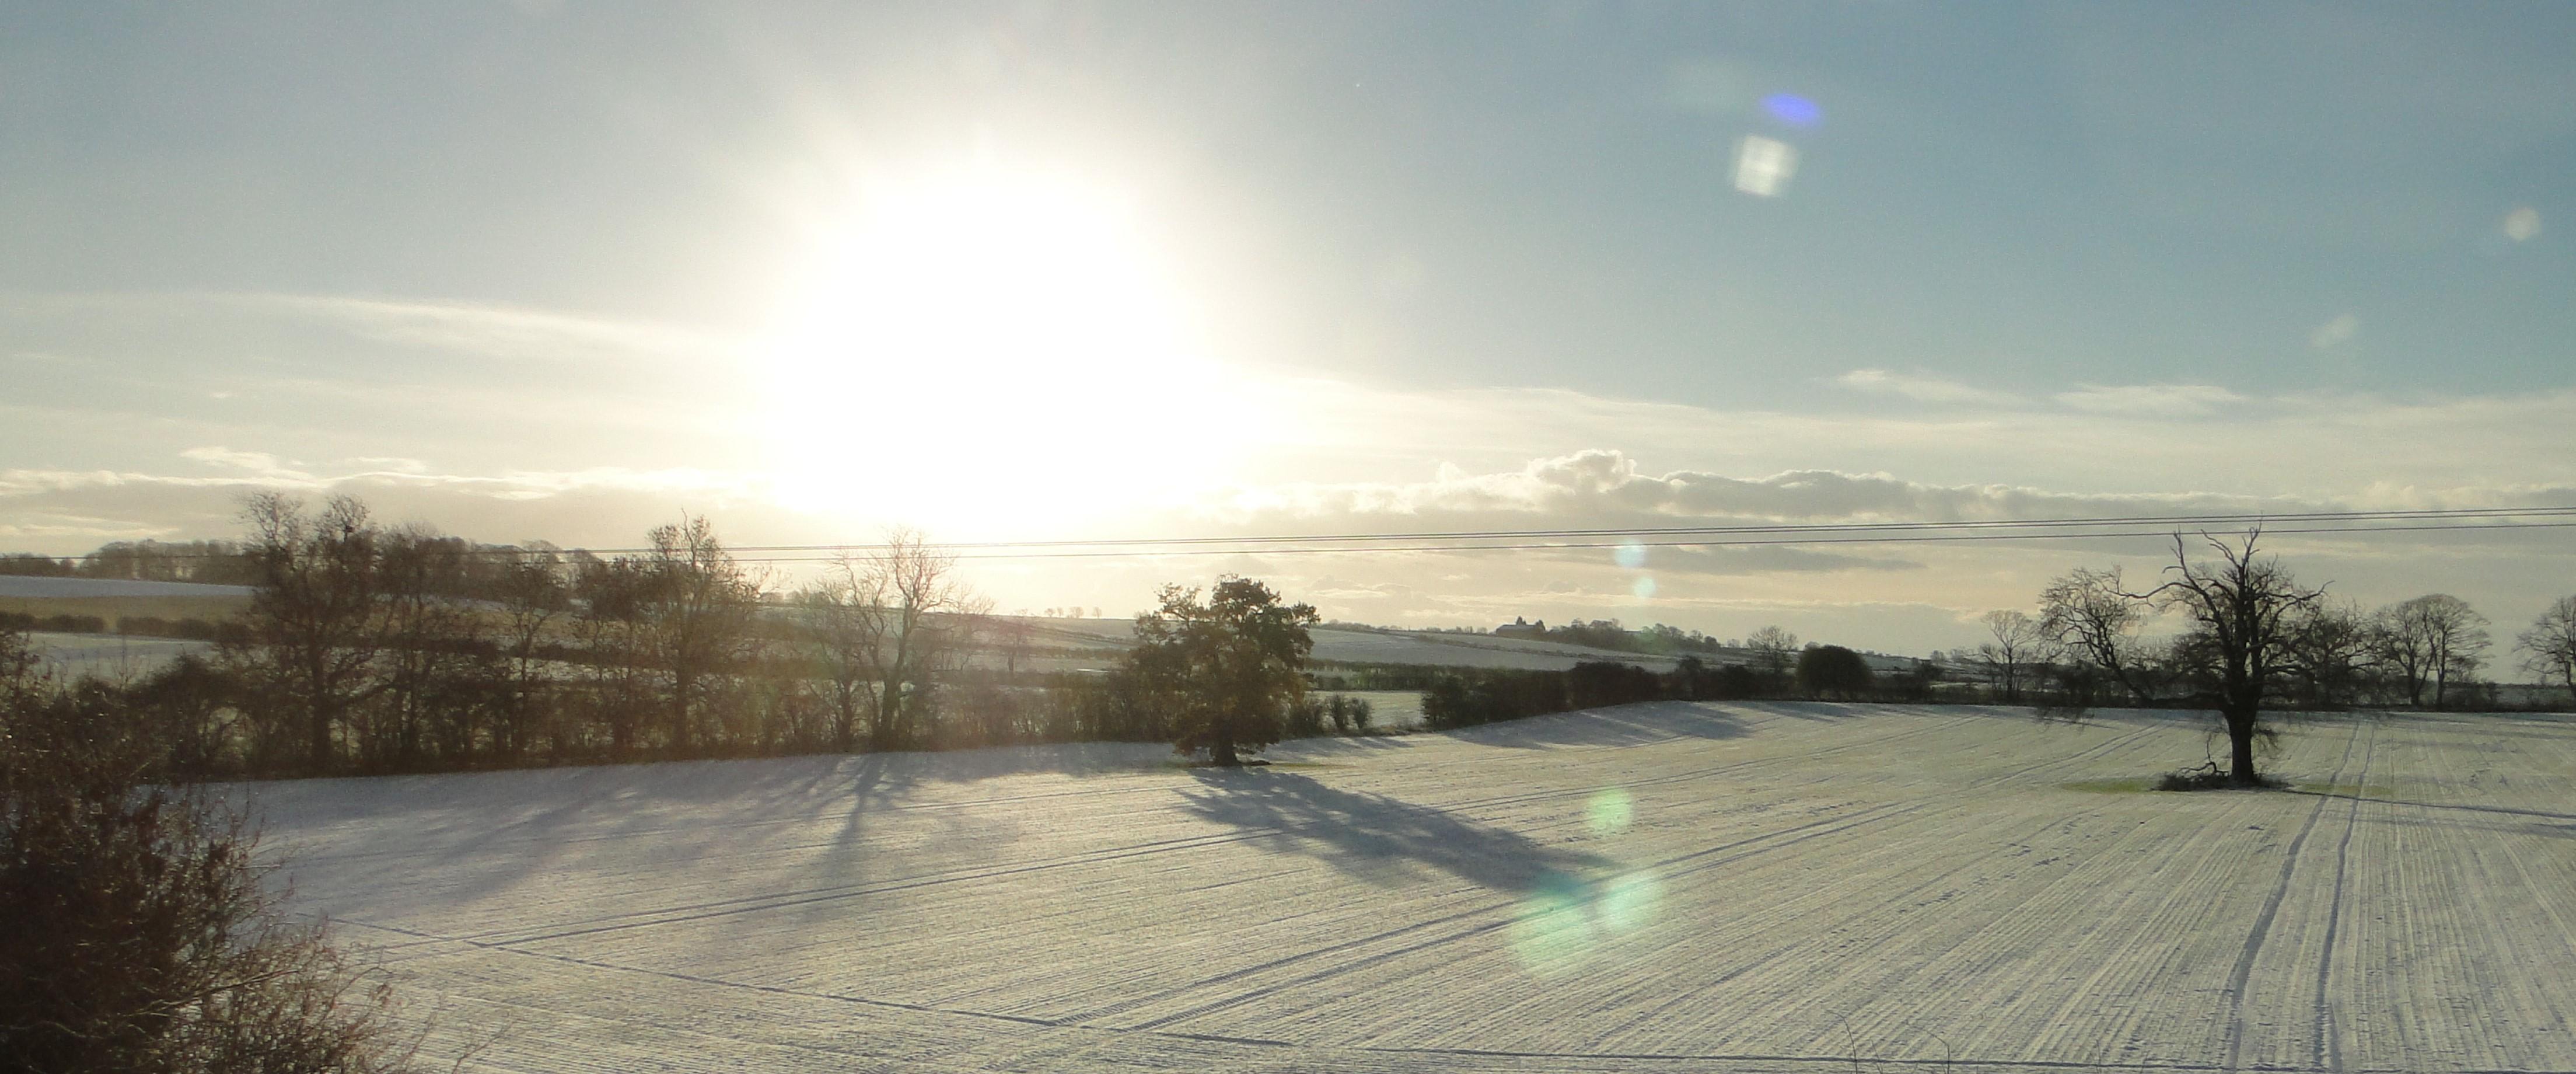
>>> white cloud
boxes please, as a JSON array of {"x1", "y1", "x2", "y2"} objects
[
  {"x1": 179, "y1": 447, "x2": 311, "y2": 481},
  {"x1": 2051, "y1": 383, "x2": 2245, "y2": 416},
  {"x1": 1836, "y1": 368, "x2": 2025, "y2": 406},
  {"x1": 347, "y1": 456, "x2": 429, "y2": 474},
  {"x1": 2309, "y1": 313, "x2": 2360, "y2": 350},
  {"x1": 0, "y1": 291, "x2": 733, "y2": 368}
]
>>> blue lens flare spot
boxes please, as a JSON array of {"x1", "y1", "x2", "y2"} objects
[{"x1": 1762, "y1": 92, "x2": 1822, "y2": 128}]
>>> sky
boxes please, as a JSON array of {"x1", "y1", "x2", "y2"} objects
[{"x1": 6, "y1": 1, "x2": 2575, "y2": 658}]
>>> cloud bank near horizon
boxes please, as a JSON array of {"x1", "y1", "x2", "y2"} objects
[{"x1": 6, "y1": 291, "x2": 2574, "y2": 654}]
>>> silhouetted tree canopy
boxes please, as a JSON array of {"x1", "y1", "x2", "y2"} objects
[
  {"x1": 1795, "y1": 644, "x2": 1874, "y2": 699},
  {"x1": 1130, "y1": 576, "x2": 1317, "y2": 766}
]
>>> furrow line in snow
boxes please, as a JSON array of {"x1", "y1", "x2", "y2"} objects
[
  {"x1": 1062, "y1": 797, "x2": 1925, "y2": 1027},
  {"x1": 438, "y1": 710, "x2": 1983, "y2": 946},
  {"x1": 289, "y1": 704, "x2": 1851, "y2": 869},
  {"x1": 2312, "y1": 717, "x2": 2380, "y2": 1072},
  {"x1": 1065, "y1": 719, "x2": 2135, "y2": 1033},
  {"x1": 2222, "y1": 718, "x2": 2366, "y2": 1072},
  {"x1": 1116, "y1": 800, "x2": 1935, "y2": 1033},
  {"x1": 1033, "y1": 718, "x2": 2155, "y2": 1034}
]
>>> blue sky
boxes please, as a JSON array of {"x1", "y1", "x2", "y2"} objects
[{"x1": 6, "y1": 2, "x2": 2574, "y2": 653}]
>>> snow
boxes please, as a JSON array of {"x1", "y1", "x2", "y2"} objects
[
  {"x1": 246, "y1": 702, "x2": 2576, "y2": 1072},
  {"x1": 0, "y1": 575, "x2": 254, "y2": 598},
  {"x1": 25, "y1": 631, "x2": 210, "y2": 678}
]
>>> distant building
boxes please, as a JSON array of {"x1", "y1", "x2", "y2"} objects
[{"x1": 1494, "y1": 615, "x2": 1544, "y2": 639}]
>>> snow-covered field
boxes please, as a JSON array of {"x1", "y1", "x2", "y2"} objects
[
  {"x1": 0, "y1": 575, "x2": 255, "y2": 598},
  {"x1": 25, "y1": 630, "x2": 209, "y2": 678},
  {"x1": 250, "y1": 703, "x2": 2576, "y2": 1073}
]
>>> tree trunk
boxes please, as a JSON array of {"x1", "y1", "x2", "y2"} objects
[
  {"x1": 672, "y1": 667, "x2": 694, "y2": 754},
  {"x1": 307, "y1": 652, "x2": 334, "y2": 771},
  {"x1": 873, "y1": 677, "x2": 900, "y2": 750},
  {"x1": 1208, "y1": 725, "x2": 1240, "y2": 767},
  {"x1": 309, "y1": 701, "x2": 334, "y2": 772},
  {"x1": 2225, "y1": 706, "x2": 2261, "y2": 786}
]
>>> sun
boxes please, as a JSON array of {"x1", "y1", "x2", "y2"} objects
[{"x1": 760, "y1": 166, "x2": 1243, "y2": 531}]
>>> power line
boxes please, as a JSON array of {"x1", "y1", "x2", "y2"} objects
[
  {"x1": 715, "y1": 518, "x2": 2576, "y2": 563},
  {"x1": 50, "y1": 505, "x2": 2576, "y2": 561}
]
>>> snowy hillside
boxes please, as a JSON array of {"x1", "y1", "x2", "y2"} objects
[{"x1": 246, "y1": 702, "x2": 2576, "y2": 1072}]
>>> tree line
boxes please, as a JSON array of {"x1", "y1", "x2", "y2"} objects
[
  {"x1": 1, "y1": 540, "x2": 261, "y2": 584},
  {"x1": 1969, "y1": 529, "x2": 2576, "y2": 786},
  {"x1": 12, "y1": 493, "x2": 1392, "y2": 779},
  {"x1": 1975, "y1": 552, "x2": 2572, "y2": 715}
]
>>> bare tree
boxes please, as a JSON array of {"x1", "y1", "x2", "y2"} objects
[
  {"x1": 641, "y1": 515, "x2": 763, "y2": 755},
  {"x1": 571, "y1": 554, "x2": 656, "y2": 757},
  {"x1": 491, "y1": 542, "x2": 570, "y2": 761},
  {"x1": 2519, "y1": 595, "x2": 2576, "y2": 704},
  {"x1": 2037, "y1": 566, "x2": 2153, "y2": 705},
  {"x1": 2375, "y1": 594, "x2": 2491, "y2": 708},
  {"x1": 1745, "y1": 625, "x2": 1799, "y2": 678},
  {"x1": 225, "y1": 493, "x2": 390, "y2": 772},
  {"x1": 370, "y1": 524, "x2": 491, "y2": 769},
  {"x1": 1974, "y1": 609, "x2": 2047, "y2": 704},
  {"x1": 2142, "y1": 529, "x2": 2325, "y2": 786},
  {"x1": 2281, "y1": 599, "x2": 2374, "y2": 709},
  {"x1": 796, "y1": 584, "x2": 877, "y2": 754},
  {"x1": 809, "y1": 528, "x2": 987, "y2": 751}
]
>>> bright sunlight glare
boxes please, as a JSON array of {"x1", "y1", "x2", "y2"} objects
[{"x1": 761, "y1": 166, "x2": 1252, "y2": 531}]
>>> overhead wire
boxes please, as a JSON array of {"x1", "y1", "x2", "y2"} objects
[{"x1": 57, "y1": 505, "x2": 2576, "y2": 562}]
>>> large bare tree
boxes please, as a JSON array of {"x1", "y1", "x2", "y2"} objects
[
  {"x1": 571, "y1": 553, "x2": 657, "y2": 757},
  {"x1": 1974, "y1": 609, "x2": 2047, "y2": 704},
  {"x1": 2280, "y1": 599, "x2": 2374, "y2": 709},
  {"x1": 226, "y1": 493, "x2": 390, "y2": 772},
  {"x1": 491, "y1": 542, "x2": 570, "y2": 761},
  {"x1": 807, "y1": 528, "x2": 987, "y2": 751},
  {"x1": 2519, "y1": 595, "x2": 2576, "y2": 705},
  {"x1": 2375, "y1": 594, "x2": 2491, "y2": 708},
  {"x1": 2037, "y1": 566, "x2": 2152, "y2": 705},
  {"x1": 2142, "y1": 529, "x2": 2325, "y2": 786},
  {"x1": 641, "y1": 515, "x2": 763, "y2": 755}
]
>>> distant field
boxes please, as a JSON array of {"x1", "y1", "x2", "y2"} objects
[
  {"x1": 0, "y1": 574, "x2": 253, "y2": 632},
  {"x1": 0, "y1": 576, "x2": 256, "y2": 599},
  {"x1": 249, "y1": 703, "x2": 2576, "y2": 1073},
  {"x1": 26, "y1": 631, "x2": 214, "y2": 678}
]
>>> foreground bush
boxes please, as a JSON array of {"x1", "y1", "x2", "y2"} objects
[{"x1": 0, "y1": 636, "x2": 416, "y2": 1074}]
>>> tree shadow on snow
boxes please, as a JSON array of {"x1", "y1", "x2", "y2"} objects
[
  {"x1": 1175, "y1": 770, "x2": 1612, "y2": 894},
  {"x1": 1443, "y1": 700, "x2": 1770, "y2": 750}
]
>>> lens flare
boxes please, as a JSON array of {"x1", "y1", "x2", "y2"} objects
[
  {"x1": 1734, "y1": 135, "x2": 1798, "y2": 197},
  {"x1": 1588, "y1": 787, "x2": 1634, "y2": 834},
  {"x1": 1762, "y1": 93, "x2": 1822, "y2": 128},
  {"x1": 1511, "y1": 869, "x2": 1663, "y2": 976}
]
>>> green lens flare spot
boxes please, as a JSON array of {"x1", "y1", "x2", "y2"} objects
[{"x1": 1588, "y1": 787, "x2": 1634, "y2": 835}]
